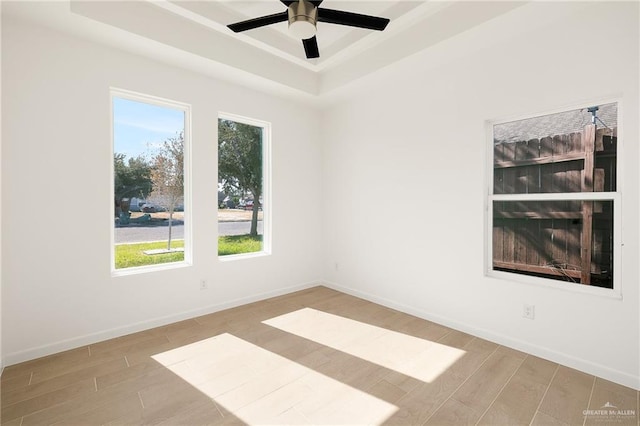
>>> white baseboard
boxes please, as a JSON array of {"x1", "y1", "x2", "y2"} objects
[
  {"x1": 321, "y1": 281, "x2": 640, "y2": 391},
  {"x1": 4, "y1": 280, "x2": 321, "y2": 367},
  {"x1": 6, "y1": 279, "x2": 638, "y2": 391}
]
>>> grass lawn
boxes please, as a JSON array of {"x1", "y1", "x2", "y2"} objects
[
  {"x1": 115, "y1": 235, "x2": 262, "y2": 269},
  {"x1": 115, "y1": 240, "x2": 185, "y2": 269},
  {"x1": 218, "y1": 234, "x2": 263, "y2": 257}
]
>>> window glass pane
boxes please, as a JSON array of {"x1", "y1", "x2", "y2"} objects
[
  {"x1": 492, "y1": 200, "x2": 613, "y2": 289},
  {"x1": 218, "y1": 118, "x2": 265, "y2": 257},
  {"x1": 113, "y1": 96, "x2": 187, "y2": 270},
  {"x1": 493, "y1": 103, "x2": 617, "y2": 194}
]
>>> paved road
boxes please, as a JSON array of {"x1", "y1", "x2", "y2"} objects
[
  {"x1": 219, "y1": 221, "x2": 263, "y2": 237},
  {"x1": 115, "y1": 221, "x2": 263, "y2": 244}
]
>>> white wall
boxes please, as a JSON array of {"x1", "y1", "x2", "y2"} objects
[
  {"x1": 1, "y1": 16, "x2": 323, "y2": 364},
  {"x1": 2, "y1": 1, "x2": 639, "y2": 392},
  {"x1": 0, "y1": 3, "x2": 3, "y2": 373},
  {"x1": 321, "y1": 2, "x2": 640, "y2": 389}
]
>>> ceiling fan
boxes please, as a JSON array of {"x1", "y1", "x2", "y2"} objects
[{"x1": 227, "y1": 0, "x2": 390, "y2": 59}]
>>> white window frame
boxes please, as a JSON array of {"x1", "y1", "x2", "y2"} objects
[
  {"x1": 217, "y1": 112, "x2": 272, "y2": 261},
  {"x1": 110, "y1": 88, "x2": 192, "y2": 276},
  {"x1": 485, "y1": 99, "x2": 622, "y2": 298}
]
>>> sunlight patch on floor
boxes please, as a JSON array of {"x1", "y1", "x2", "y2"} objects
[
  {"x1": 263, "y1": 308, "x2": 466, "y2": 383},
  {"x1": 152, "y1": 333, "x2": 398, "y2": 425}
]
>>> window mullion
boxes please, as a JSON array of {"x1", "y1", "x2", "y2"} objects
[{"x1": 491, "y1": 192, "x2": 618, "y2": 202}]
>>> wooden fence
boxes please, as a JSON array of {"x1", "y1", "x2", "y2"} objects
[{"x1": 493, "y1": 124, "x2": 616, "y2": 288}]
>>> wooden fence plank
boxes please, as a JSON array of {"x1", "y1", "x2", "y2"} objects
[
  {"x1": 515, "y1": 141, "x2": 528, "y2": 197},
  {"x1": 493, "y1": 219, "x2": 504, "y2": 263},
  {"x1": 494, "y1": 151, "x2": 584, "y2": 169},
  {"x1": 503, "y1": 222, "x2": 515, "y2": 264},
  {"x1": 567, "y1": 219, "x2": 582, "y2": 271},
  {"x1": 592, "y1": 225, "x2": 602, "y2": 274},
  {"x1": 552, "y1": 219, "x2": 568, "y2": 267},
  {"x1": 541, "y1": 219, "x2": 554, "y2": 266},
  {"x1": 568, "y1": 132, "x2": 584, "y2": 210},
  {"x1": 503, "y1": 141, "x2": 516, "y2": 194},
  {"x1": 493, "y1": 143, "x2": 504, "y2": 194},
  {"x1": 540, "y1": 136, "x2": 553, "y2": 157},
  {"x1": 595, "y1": 127, "x2": 605, "y2": 152},
  {"x1": 527, "y1": 139, "x2": 541, "y2": 194},
  {"x1": 526, "y1": 219, "x2": 540, "y2": 266},
  {"x1": 552, "y1": 135, "x2": 568, "y2": 193},
  {"x1": 493, "y1": 261, "x2": 581, "y2": 279},
  {"x1": 514, "y1": 220, "x2": 528, "y2": 264},
  {"x1": 494, "y1": 141, "x2": 505, "y2": 162},
  {"x1": 580, "y1": 124, "x2": 596, "y2": 284},
  {"x1": 569, "y1": 131, "x2": 582, "y2": 153},
  {"x1": 492, "y1": 125, "x2": 614, "y2": 287}
]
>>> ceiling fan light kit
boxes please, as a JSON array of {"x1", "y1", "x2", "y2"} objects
[
  {"x1": 227, "y1": 0, "x2": 390, "y2": 59},
  {"x1": 288, "y1": 0, "x2": 317, "y2": 40}
]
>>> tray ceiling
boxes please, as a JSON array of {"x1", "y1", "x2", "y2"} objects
[{"x1": 3, "y1": 1, "x2": 526, "y2": 101}]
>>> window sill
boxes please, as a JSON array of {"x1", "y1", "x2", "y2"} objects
[
  {"x1": 218, "y1": 251, "x2": 271, "y2": 262},
  {"x1": 111, "y1": 261, "x2": 191, "y2": 277},
  {"x1": 487, "y1": 269, "x2": 623, "y2": 300}
]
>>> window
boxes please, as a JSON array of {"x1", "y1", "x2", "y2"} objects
[
  {"x1": 488, "y1": 102, "x2": 619, "y2": 292},
  {"x1": 217, "y1": 114, "x2": 270, "y2": 258},
  {"x1": 111, "y1": 90, "x2": 190, "y2": 273}
]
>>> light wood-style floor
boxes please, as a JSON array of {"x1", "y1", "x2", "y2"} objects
[{"x1": 1, "y1": 286, "x2": 638, "y2": 425}]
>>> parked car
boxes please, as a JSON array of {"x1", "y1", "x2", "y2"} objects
[
  {"x1": 128, "y1": 197, "x2": 146, "y2": 212},
  {"x1": 141, "y1": 203, "x2": 165, "y2": 213},
  {"x1": 243, "y1": 200, "x2": 262, "y2": 211}
]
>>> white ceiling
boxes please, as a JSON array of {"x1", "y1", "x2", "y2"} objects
[
  {"x1": 156, "y1": 1, "x2": 427, "y2": 69},
  {"x1": 3, "y1": 1, "x2": 526, "y2": 102}
]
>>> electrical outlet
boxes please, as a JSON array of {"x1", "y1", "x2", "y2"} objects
[
  {"x1": 200, "y1": 280, "x2": 208, "y2": 290},
  {"x1": 523, "y1": 304, "x2": 535, "y2": 320}
]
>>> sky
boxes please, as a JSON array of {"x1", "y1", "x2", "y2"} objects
[{"x1": 113, "y1": 96, "x2": 185, "y2": 159}]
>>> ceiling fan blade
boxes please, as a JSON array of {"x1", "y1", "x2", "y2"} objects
[
  {"x1": 281, "y1": 1, "x2": 323, "y2": 7},
  {"x1": 317, "y1": 8, "x2": 389, "y2": 31},
  {"x1": 303, "y1": 36, "x2": 319, "y2": 59},
  {"x1": 228, "y1": 11, "x2": 288, "y2": 33}
]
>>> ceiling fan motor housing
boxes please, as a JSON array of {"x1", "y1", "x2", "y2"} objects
[
  {"x1": 227, "y1": 0, "x2": 390, "y2": 58},
  {"x1": 288, "y1": 0, "x2": 317, "y2": 39}
]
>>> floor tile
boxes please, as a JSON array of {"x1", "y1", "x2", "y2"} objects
[
  {"x1": 426, "y1": 398, "x2": 480, "y2": 425},
  {"x1": 538, "y1": 365, "x2": 594, "y2": 425},
  {"x1": 1, "y1": 286, "x2": 636, "y2": 426},
  {"x1": 451, "y1": 346, "x2": 524, "y2": 413}
]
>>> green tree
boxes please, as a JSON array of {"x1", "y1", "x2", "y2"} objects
[
  {"x1": 148, "y1": 132, "x2": 184, "y2": 250},
  {"x1": 218, "y1": 119, "x2": 263, "y2": 236},
  {"x1": 114, "y1": 153, "x2": 152, "y2": 217}
]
